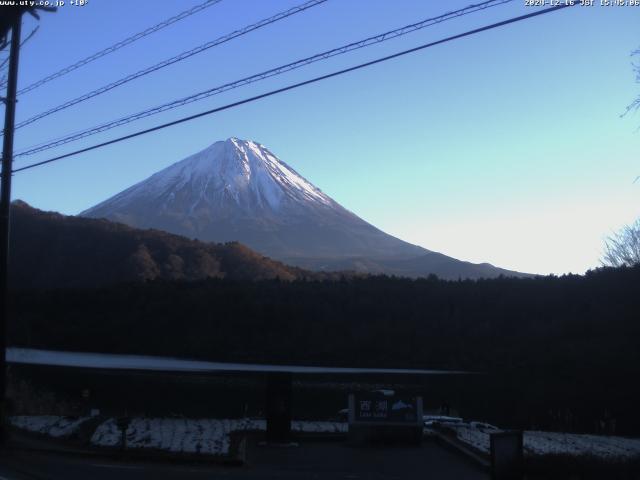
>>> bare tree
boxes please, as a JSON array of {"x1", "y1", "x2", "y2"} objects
[
  {"x1": 602, "y1": 219, "x2": 640, "y2": 267},
  {"x1": 623, "y1": 47, "x2": 640, "y2": 117},
  {"x1": 604, "y1": 48, "x2": 640, "y2": 267}
]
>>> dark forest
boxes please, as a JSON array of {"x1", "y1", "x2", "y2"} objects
[{"x1": 8, "y1": 265, "x2": 640, "y2": 434}]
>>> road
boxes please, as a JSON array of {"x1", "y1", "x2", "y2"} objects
[{"x1": 0, "y1": 439, "x2": 489, "y2": 479}]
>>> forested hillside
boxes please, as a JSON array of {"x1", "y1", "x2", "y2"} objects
[
  {"x1": 9, "y1": 201, "x2": 336, "y2": 288},
  {"x1": 8, "y1": 266, "x2": 640, "y2": 434}
]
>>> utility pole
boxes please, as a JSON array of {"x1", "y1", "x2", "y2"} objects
[
  {"x1": 0, "y1": 5, "x2": 55, "y2": 443},
  {"x1": 0, "y1": 9, "x2": 23, "y2": 442}
]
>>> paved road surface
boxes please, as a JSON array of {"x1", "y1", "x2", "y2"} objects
[{"x1": 0, "y1": 439, "x2": 489, "y2": 479}]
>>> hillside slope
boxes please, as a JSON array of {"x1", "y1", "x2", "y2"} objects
[{"x1": 9, "y1": 201, "x2": 320, "y2": 289}]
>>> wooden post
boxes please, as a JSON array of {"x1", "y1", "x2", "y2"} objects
[{"x1": 265, "y1": 372, "x2": 293, "y2": 444}]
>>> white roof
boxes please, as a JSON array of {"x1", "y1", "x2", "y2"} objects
[{"x1": 7, "y1": 348, "x2": 474, "y2": 375}]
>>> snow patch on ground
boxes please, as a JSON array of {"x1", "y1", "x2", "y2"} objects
[
  {"x1": 89, "y1": 417, "x2": 121, "y2": 447},
  {"x1": 88, "y1": 418, "x2": 345, "y2": 456},
  {"x1": 524, "y1": 431, "x2": 640, "y2": 460},
  {"x1": 292, "y1": 420, "x2": 347, "y2": 434},
  {"x1": 9, "y1": 415, "x2": 91, "y2": 438},
  {"x1": 451, "y1": 426, "x2": 491, "y2": 453},
  {"x1": 447, "y1": 425, "x2": 640, "y2": 461}
]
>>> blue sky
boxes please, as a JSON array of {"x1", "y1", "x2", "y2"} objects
[{"x1": 5, "y1": 0, "x2": 640, "y2": 275}]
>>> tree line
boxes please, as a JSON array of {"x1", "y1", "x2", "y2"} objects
[{"x1": 8, "y1": 265, "x2": 640, "y2": 434}]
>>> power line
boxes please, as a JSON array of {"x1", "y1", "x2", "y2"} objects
[
  {"x1": 8, "y1": 0, "x2": 328, "y2": 135},
  {"x1": 12, "y1": 2, "x2": 577, "y2": 176},
  {"x1": 15, "y1": 0, "x2": 514, "y2": 158},
  {"x1": 0, "y1": 26, "x2": 39, "y2": 81},
  {"x1": 14, "y1": 0, "x2": 225, "y2": 96}
]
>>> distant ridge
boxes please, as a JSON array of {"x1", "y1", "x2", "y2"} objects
[{"x1": 9, "y1": 200, "x2": 331, "y2": 290}]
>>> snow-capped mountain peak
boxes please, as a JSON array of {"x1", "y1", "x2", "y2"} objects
[
  {"x1": 93, "y1": 138, "x2": 333, "y2": 217},
  {"x1": 82, "y1": 138, "x2": 527, "y2": 279}
]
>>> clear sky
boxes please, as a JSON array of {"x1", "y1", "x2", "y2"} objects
[{"x1": 5, "y1": 0, "x2": 640, "y2": 275}]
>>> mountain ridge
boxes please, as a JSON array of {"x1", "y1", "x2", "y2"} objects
[
  {"x1": 9, "y1": 200, "x2": 338, "y2": 290},
  {"x1": 82, "y1": 138, "x2": 530, "y2": 279}
]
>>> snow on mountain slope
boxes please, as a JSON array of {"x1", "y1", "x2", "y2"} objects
[
  {"x1": 82, "y1": 138, "x2": 527, "y2": 279},
  {"x1": 91, "y1": 138, "x2": 332, "y2": 216}
]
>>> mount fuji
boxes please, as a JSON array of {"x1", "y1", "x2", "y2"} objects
[{"x1": 82, "y1": 138, "x2": 526, "y2": 279}]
